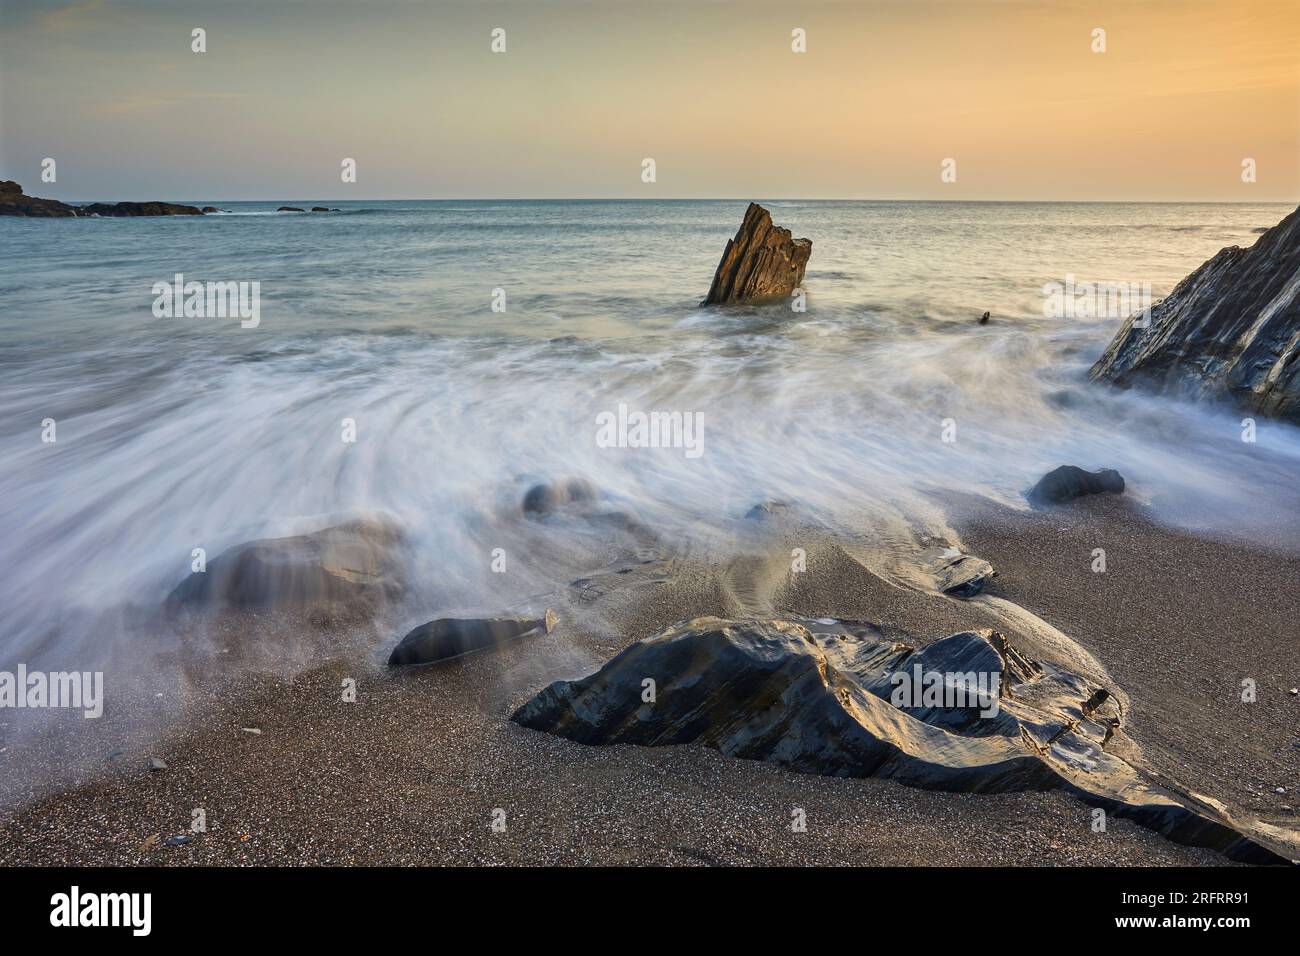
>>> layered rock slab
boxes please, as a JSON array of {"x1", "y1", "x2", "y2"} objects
[
  {"x1": 1090, "y1": 204, "x2": 1300, "y2": 423},
  {"x1": 702, "y1": 203, "x2": 811, "y2": 305},
  {"x1": 513, "y1": 616, "x2": 1290, "y2": 863}
]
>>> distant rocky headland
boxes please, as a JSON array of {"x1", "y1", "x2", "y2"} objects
[
  {"x1": 0, "y1": 180, "x2": 202, "y2": 217},
  {"x1": 0, "y1": 180, "x2": 340, "y2": 217}
]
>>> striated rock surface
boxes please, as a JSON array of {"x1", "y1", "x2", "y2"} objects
[
  {"x1": 1027, "y1": 465, "x2": 1125, "y2": 506},
  {"x1": 389, "y1": 610, "x2": 558, "y2": 666},
  {"x1": 167, "y1": 517, "x2": 406, "y2": 612},
  {"x1": 514, "y1": 616, "x2": 1289, "y2": 863},
  {"x1": 920, "y1": 547, "x2": 995, "y2": 597},
  {"x1": 1090, "y1": 205, "x2": 1300, "y2": 422},
  {"x1": 702, "y1": 203, "x2": 811, "y2": 305}
]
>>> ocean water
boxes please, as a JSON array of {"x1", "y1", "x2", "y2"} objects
[{"x1": 2, "y1": 199, "x2": 1298, "y2": 669}]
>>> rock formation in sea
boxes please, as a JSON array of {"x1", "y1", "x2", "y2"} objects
[
  {"x1": 0, "y1": 180, "x2": 205, "y2": 216},
  {"x1": 1027, "y1": 465, "x2": 1125, "y2": 506},
  {"x1": 0, "y1": 180, "x2": 77, "y2": 217},
  {"x1": 702, "y1": 202, "x2": 811, "y2": 305},
  {"x1": 1090, "y1": 204, "x2": 1300, "y2": 423},
  {"x1": 278, "y1": 206, "x2": 305, "y2": 212},
  {"x1": 513, "y1": 615, "x2": 1288, "y2": 863},
  {"x1": 388, "y1": 610, "x2": 558, "y2": 666},
  {"x1": 78, "y1": 200, "x2": 203, "y2": 216},
  {"x1": 166, "y1": 516, "x2": 406, "y2": 612}
]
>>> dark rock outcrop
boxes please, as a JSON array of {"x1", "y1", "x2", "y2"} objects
[
  {"x1": 702, "y1": 203, "x2": 811, "y2": 305},
  {"x1": 1027, "y1": 465, "x2": 1125, "y2": 506},
  {"x1": 513, "y1": 616, "x2": 1289, "y2": 863},
  {"x1": 78, "y1": 200, "x2": 203, "y2": 217},
  {"x1": 388, "y1": 610, "x2": 558, "y2": 666},
  {"x1": 1090, "y1": 205, "x2": 1300, "y2": 423},
  {"x1": 0, "y1": 180, "x2": 77, "y2": 217},
  {"x1": 311, "y1": 206, "x2": 330, "y2": 212},
  {"x1": 0, "y1": 182, "x2": 206, "y2": 217},
  {"x1": 167, "y1": 517, "x2": 405, "y2": 612},
  {"x1": 278, "y1": 206, "x2": 305, "y2": 212},
  {"x1": 201, "y1": 206, "x2": 221, "y2": 213}
]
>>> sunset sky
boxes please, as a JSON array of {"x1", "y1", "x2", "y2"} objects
[{"x1": 2, "y1": 0, "x2": 1297, "y2": 201}]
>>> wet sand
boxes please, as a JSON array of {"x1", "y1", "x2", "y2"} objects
[{"x1": 0, "y1": 496, "x2": 1295, "y2": 866}]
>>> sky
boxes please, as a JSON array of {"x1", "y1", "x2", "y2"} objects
[{"x1": 1, "y1": 0, "x2": 1297, "y2": 201}]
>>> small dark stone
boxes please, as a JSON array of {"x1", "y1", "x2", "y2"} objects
[
  {"x1": 1027, "y1": 465, "x2": 1125, "y2": 506},
  {"x1": 388, "y1": 610, "x2": 558, "y2": 666},
  {"x1": 979, "y1": 311, "x2": 990, "y2": 324}
]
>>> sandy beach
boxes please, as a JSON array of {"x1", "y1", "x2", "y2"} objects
[{"x1": 2, "y1": 490, "x2": 1295, "y2": 867}]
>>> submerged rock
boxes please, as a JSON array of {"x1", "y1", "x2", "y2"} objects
[
  {"x1": 522, "y1": 477, "x2": 599, "y2": 517},
  {"x1": 388, "y1": 610, "x2": 558, "y2": 666},
  {"x1": 744, "y1": 500, "x2": 793, "y2": 521},
  {"x1": 277, "y1": 206, "x2": 305, "y2": 212},
  {"x1": 513, "y1": 616, "x2": 1288, "y2": 863},
  {"x1": 1027, "y1": 465, "x2": 1125, "y2": 506},
  {"x1": 166, "y1": 517, "x2": 405, "y2": 612},
  {"x1": 1090, "y1": 204, "x2": 1300, "y2": 423},
  {"x1": 702, "y1": 203, "x2": 811, "y2": 305}
]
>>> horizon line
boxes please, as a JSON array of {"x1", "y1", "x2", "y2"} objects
[{"x1": 36, "y1": 196, "x2": 1300, "y2": 206}]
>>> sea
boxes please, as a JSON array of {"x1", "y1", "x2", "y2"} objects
[{"x1": 2, "y1": 199, "x2": 1298, "y2": 668}]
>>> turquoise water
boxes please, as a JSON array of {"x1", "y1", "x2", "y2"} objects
[{"x1": 1, "y1": 200, "x2": 1298, "y2": 665}]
